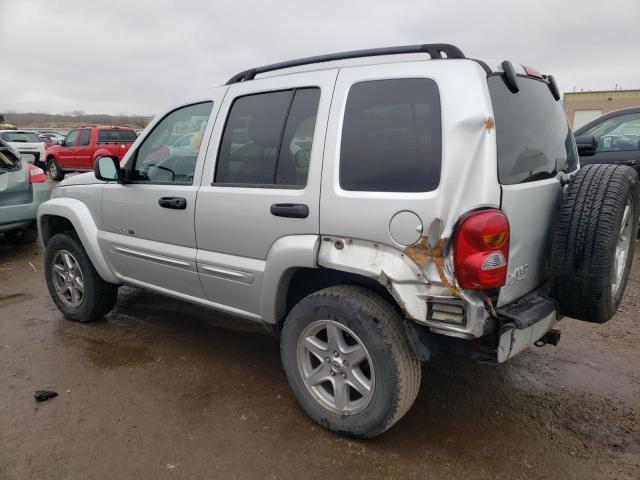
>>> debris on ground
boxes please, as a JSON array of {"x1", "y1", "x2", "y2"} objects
[{"x1": 34, "y1": 390, "x2": 58, "y2": 402}]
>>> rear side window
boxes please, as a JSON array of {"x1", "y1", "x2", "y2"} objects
[
  {"x1": 215, "y1": 88, "x2": 320, "y2": 187},
  {"x1": 98, "y1": 129, "x2": 137, "y2": 143},
  {"x1": 488, "y1": 75, "x2": 577, "y2": 185},
  {"x1": 339, "y1": 79, "x2": 442, "y2": 192}
]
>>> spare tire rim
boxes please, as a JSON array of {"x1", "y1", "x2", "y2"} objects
[
  {"x1": 51, "y1": 250, "x2": 84, "y2": 308},
  {"x1": 612, "y1": 198, "x2": 633, "y2": 297},
  {"x1": 297, "y1": 320, "x2": 375, "y2": 415}
]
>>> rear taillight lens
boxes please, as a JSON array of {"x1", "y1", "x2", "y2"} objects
[
  {"x1": 28, "y1": 163, "x2": 47, "y2": 183},
  {"x1": 454, "y1": 209, "x2": 510, "y2": 289}
]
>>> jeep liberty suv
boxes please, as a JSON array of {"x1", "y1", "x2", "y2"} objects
[{"x1": 38, "y1": 44, "x2": 639, "y2": 438}]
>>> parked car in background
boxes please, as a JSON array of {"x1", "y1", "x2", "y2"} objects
[
  {"x1": 575, "y1": 107, "x2": 640, "y2": 176},
  {"x1": 45, "y1": 126, "x2": 137, "y2": 180},
  {"x1": 0, "y1": 130, "x2": 47, "y2": 169},
  {"x1": 40, "y1": 132, "x2": 67, "y2": 144},
  {"x1": 0, "y1": 139, "x2": 50, "y2": 243},
  {"x1": 39, "y1": 133, "x2": 58, "y2": 148}
]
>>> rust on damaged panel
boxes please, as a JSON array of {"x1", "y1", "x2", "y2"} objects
[{"x1": 404, "y1": 218, "x2": 463, "y2": 298}]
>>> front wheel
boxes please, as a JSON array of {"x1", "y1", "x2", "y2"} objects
[
  {"x1": 281, "y1": 285, "x2": 421, "y2": 438},
  {"x1": 47, "y1": 157, "x2": 65, "y2": 181},
  {"x1": 44, "y1": 232, "x2": 118, "y2": 322}
]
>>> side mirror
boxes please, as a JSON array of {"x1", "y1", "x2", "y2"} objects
[
  {"x1": 94, "y1": 155, "x2": 120, "y2": 181},
  {"x1": 58, "y1": 139, "x2": 65, "y2": 145},
  {"x1": 575, "y1": 135, "x2": 597, "y2": 157}
]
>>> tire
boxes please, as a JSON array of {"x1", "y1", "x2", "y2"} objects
[
  {"x1": 47, "y1": 157, "x2": 65, "y2": 181},
  {"x1": 44, "y1": 232, "x2": 118, "y2": 322},
  {"x1": 550, "y1": 164, "x2": 639, "y2": 323},
  {"x1": 280, "y1": 285, "x2": 421, "y2": 438}
]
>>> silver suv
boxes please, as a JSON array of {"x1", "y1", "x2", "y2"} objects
[{"x1": 38, "y1": 44, "x2": 639, "y2": 438}]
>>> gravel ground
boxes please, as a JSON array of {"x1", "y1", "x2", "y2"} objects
[{"x1": 1, "y1": 239, "x2": 638, "y2": 480}]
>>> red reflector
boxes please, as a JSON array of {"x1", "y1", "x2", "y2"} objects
[
  {"x1": 521, "y1": 64, "x2": 542, "y2": 79},
  {"x1": 28, "y1": 163, "x2": 47, "y2": 183},
  {"x1": 454, "y1": 209, "x2": 510, "y2": 289}
]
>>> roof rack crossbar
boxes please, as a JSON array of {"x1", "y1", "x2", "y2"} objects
[{"x1": 226, "y1": 43, "x2": 465, "y2": 84}]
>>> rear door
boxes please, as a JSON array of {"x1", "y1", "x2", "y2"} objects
[
  {"x1": 100, "y1": 96, "x2": 222, "y2": 298},
  {"x1": 194, "y1": 69, "x2": 336, "y2": 318},
  {"x1": 488, "y1": 73, "x2": 578, "y2": 305}
]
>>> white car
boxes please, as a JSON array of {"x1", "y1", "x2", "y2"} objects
[{"x1": 0, "y1": 130, "x2": 47, "y2": 169}]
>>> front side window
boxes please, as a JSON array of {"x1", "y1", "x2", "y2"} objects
[
  {"x1": 580, "y1": 112, "x2": 640, "y2": 152},
  {"x1": 78, "y1": 129, "x2": 91, "y2": 146},
  {"x1": 132, "y1": 102, "x2": 213, "y2": 184},
  {"x1": 339, "y1": 79, "x2": 442, "y2": 192},
  {"x1": 215, "y1": 88, "x2": 320, "y2": 187},
  {"x1": 64, "y1": 130, "x2": 79, "y2": 147},
  {"x1": 489, "y1": 75, "x2": 578, "y2": 185}
]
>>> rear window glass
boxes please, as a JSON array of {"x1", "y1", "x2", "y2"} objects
[
  {"x1": 339, "y1": 79, "x2": 441, "y2": 192},
  {"x1": 488, "y1": 75, "x2": 577, "y2": 185},
  {"x1": 0, "y1": 131, "x2": 42, "y2": 143},
  {"x1": 98, "y1": 129, "x2": 137, "y2": 143}
]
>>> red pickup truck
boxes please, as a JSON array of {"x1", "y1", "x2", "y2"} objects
[{"x1": 45, "y1": 126, "x2": 137, "y2": 180}]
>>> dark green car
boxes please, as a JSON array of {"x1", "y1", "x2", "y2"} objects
[{"x1": 0, "y1": 139, "x2": 50, "y2": 242}]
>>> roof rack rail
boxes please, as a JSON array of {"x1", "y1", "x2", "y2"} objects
[{"x1": 226, "y1": 43, "x2": 465, "y2": 85}]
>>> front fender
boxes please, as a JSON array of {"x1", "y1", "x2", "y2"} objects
[{"x1": 38, "y1": 198, "x2": 119, "y2": 284}]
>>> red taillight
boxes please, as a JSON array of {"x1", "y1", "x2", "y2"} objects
[
  {"x1": 28, "y1": 163, "x2": 47, "y2": 183},
  {"x1": 454, "y1": 209, "x2": 510, "y2": 290}
]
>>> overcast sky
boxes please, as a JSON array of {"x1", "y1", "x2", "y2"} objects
[{"x1": 1, "y1": 0, "x2": 639, "y2": 115}]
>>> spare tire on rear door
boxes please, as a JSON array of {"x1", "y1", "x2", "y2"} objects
[{"x1": 550, "y1": 164, "x2": 639, "y2": 323}]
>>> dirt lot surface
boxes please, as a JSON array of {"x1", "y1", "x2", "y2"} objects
[{"x1": 1, "y1": 238, "x2": 639, "y2": 479}]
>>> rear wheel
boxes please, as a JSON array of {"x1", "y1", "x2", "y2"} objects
[
  {"x1": 47, "y1": 157, "x2": 65, "y2": 181},
  {"x1": 550, "y1": 164, "x2": 639, "y2": 323},
  {"x1": 280, "y1": 285, "x2": 421, "y2": 438},
  {"x1": 44, "y1": 232, "x2": 118, "y2": 322}
]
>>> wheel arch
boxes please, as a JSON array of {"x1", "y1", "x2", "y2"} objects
[{"x1": 38, "y1": 198, "x2": 119, "y2": 284}]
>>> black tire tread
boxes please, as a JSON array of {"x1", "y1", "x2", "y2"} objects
[
  {"x1": 282, "y1": 285, "x2": 421, "y2": 438},
  {"x1": 550, "y1": 164, "x2": 639, "y2": 322},
  {"x1": 44, "y1": 232, "x2": 118, "y2": 322}
]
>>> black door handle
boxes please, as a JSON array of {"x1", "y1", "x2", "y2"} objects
[
  {"x1": 158, "y1": 197, "x2": 187, "y2": 210},
  {"x1": 270, "y1": 203, "x2": 309, "y2": 218}
]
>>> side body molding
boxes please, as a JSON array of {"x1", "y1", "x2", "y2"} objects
[{"x1": 38, "y1": 197, "x2": 119, "y2": 284}]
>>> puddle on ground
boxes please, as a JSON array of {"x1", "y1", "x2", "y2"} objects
[{"x1": 75, "y1": 335, "x2": 153, "y2": 368}]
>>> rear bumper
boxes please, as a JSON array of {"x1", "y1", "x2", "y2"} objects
[
  {"x1": 0, "y1": 183, "x2": 51, "y2": 227},
  {"x1": 495, "y1": 287, "x2": 558, "y2": 362}
]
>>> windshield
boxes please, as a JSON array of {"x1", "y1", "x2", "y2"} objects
[
  {"x1": 0, "y1": 131, "x2": 43, "y2": 143},
  {"x1": 98, "y1": 129, "x2": 137, "y2": 143},
  {"x1": 488, "y1": 75, "x2": 578, "y2": 184}
]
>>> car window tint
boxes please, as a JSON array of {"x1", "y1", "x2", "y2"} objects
[
  {"x1": 581, "y1": 113, "x2": 640, "y2": 152},
  {"x1": 133, "y1": 102, "x2": 213, "y2": 184},
  {"x1": 78, "y1": 129, "x2": 91, "y2": 146},
  {"x1": 98, "y1": 129, "x2": 137, "y2": 143},
  {"x1": 339, "y1": 79, "x2": 442, "y2": 192},
  {"x1": 488, "y1": 75, "x2": 578, "y2": 184},
  {"x1": 65, "y1": 130, "x2": 79, "y2": 146},
  {"x1": 275, "y1": 89, "x2": 320, "y2": 187}
]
